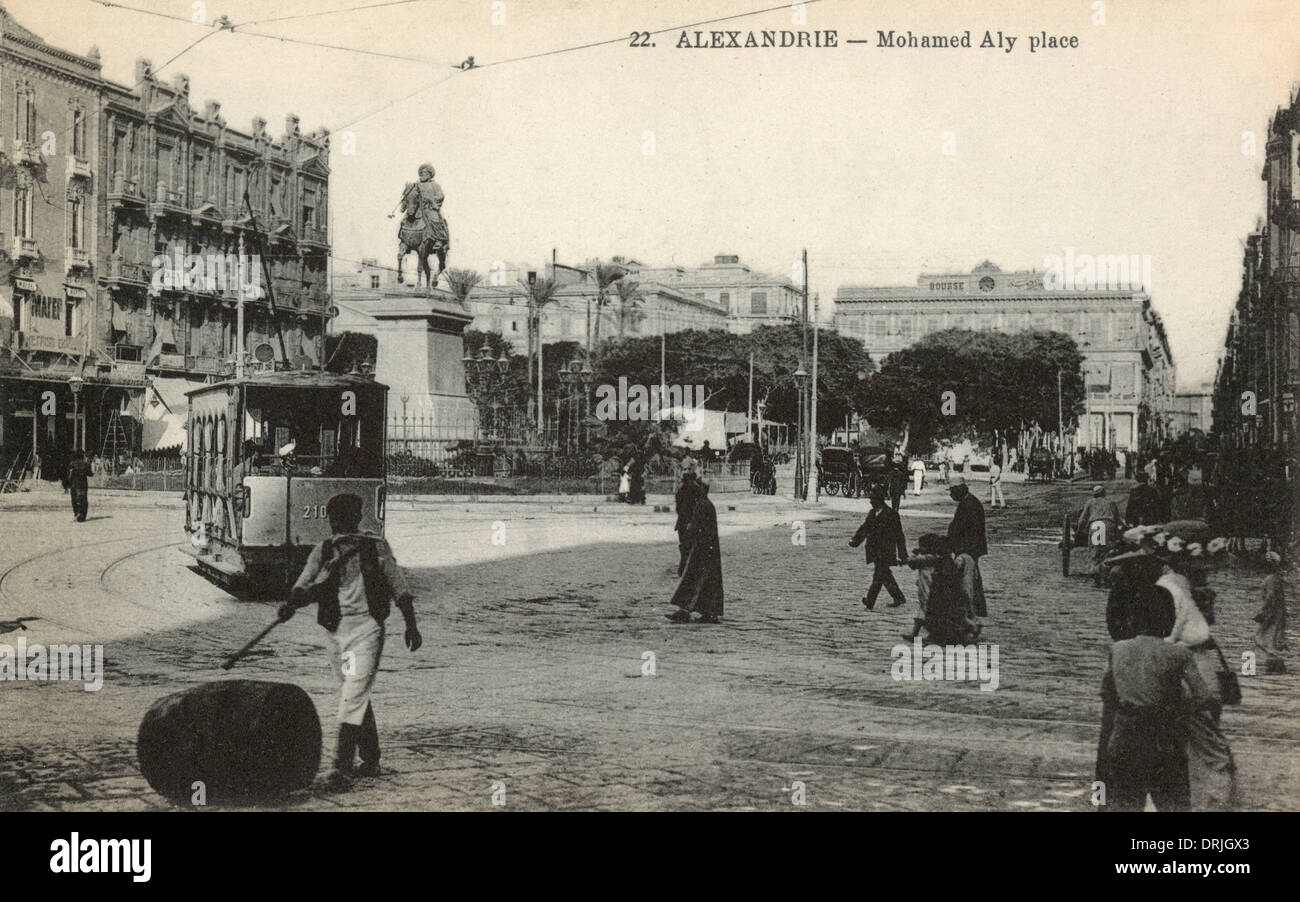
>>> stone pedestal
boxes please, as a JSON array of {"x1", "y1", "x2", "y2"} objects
[{"x1": 334, "y1": 288, "x2": 477, "y2": 438}]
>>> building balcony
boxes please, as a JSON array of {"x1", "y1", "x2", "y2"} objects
[
  {"x1": 108, "y1": 173, "x2": 146, "y2": 208},
  {"x1": 12, "y1": 235, "x2": 38, "y2": 261},
  {"x1": 11, "y1": 138, "x2": 41, "y2": 165},
  {"x1": 299, "y1": 225, "x2": 329, "y2": 250},
  {"x1": 66, "y1": 157, "x2": 92, "y2": 181},
  {"x1": 149, "y1": 185, "x2": 187, "y2": 220},
  {"x1": 65, "y1": 247, "x2": 91, "y2": 273},
  {"x1": 184, "y1": 354, "x2": 230, "y2": 375},
  {"x1": 105, "y1": 256, "x2": 152, "y2": 289}
]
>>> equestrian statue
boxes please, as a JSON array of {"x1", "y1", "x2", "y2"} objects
[{"x1": 395, "y1": 163, "x2": 450, "y2": 290}]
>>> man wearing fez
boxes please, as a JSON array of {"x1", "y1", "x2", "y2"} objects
[
  {"x1": 279, "y1": 493, "x2": 422, "y2": 790},
  {"x1": 946, "y1": 477, "x2": 988, "y2": 638}
]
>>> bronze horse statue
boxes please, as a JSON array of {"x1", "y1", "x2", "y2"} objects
[{"x1": 396, "y1": 172, "x2": 449, "y2": 291}]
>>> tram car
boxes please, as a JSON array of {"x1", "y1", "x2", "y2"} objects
[{"x1": 182, "y1": 372, "x2": 389, "y2": 590}]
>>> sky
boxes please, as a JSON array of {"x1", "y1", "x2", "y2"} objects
[{"x1": 10, "y1": 0, "x2": 1300, "y2": 388}]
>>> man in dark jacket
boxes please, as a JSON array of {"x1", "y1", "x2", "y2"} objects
[
  {"x1": 64, "y1": 451, "x2": 91, "y2": 522},
  {"x1": 850, "y1": 487, "x2": 909, "y2": 610},
  {"x1": 1125, "y1": 470, "x2": 1163, "y2": 526},
  {"x1": 946, "y1": 477, "x2": 988, "y2": 635},
  {"x1": 674, "y1": 464, "x2": 704, "y2": 576}
]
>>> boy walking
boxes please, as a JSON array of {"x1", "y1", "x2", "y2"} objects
[
  {"x1": 279, "y1": 493, "x2": 422, "y2": 790},
  {"x1": 850, "y1": 487, "x2": 909, "y2": 610}
]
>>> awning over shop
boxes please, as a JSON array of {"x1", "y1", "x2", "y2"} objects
[{"x1": 141, "y1": 376, "x2": 201, "y2": 451}]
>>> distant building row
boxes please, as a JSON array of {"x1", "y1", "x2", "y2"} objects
[{"x1": 1213, "y1": 87, "x2": 1299, "y2": 456}]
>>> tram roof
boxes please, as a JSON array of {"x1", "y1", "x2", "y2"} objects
[{"x1": 185, "y1": 372, "x2": 389, "y2": 396}]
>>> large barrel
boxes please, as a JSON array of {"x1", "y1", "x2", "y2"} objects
[{"x1": 138, "y1": 680, "x2": 321, "y2": 806}]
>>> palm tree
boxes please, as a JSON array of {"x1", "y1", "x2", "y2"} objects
[
  {"x1": 589, "y1": 262, "x2": 625, "y2": 351},
  {"x1": 521, "y1": 276, "x2": 558, "y2": 428},
  {"x1": 613, "y1": 278, "x2": 643, "y2": 338},
  {"x1": 444, "y1": 268, "x2": 482, "y2": 308}
]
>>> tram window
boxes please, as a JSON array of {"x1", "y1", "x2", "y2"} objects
[{"x1": 243, "y1": 386, "x2": 384, "y2": 478}]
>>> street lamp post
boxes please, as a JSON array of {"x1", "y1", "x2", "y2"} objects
[
  {"x1": 793, "y1": 366, "x2": 809, "y2": 500},
  {"x1": 69, "y1": 376, "x2": 84, "y2": 453}
]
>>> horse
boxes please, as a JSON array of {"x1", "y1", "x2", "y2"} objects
[
  {"x1": 396, "y1": 183, "x2": 448, "y2": 291},
  {"x1": 397, "y1": 231, "x2": 446, "y2": 291}
]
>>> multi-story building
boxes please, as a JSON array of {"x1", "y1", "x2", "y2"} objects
[
  {"x1": 631, "y1": 255, "x2": 803, "y2": 334},
  {"x1": 1168, "y1": 381, "x2": 1214, "y2": 438},
  {"x1": 0, "y1": 7, "x2": 105, "y2": 473},
  {"x1": 834, "y1": 260, "x2": 1177, "y2": 453},
  {"x1": 1213, "y1": 87, "x2": 1299, "y2": 456},
  {"x1": 0, "y1": 5, "x2": 331, "y2": 476},
  {"x1": 334, "y1": 253, "x2": 798, "y2": 356},
  {"x1": 101, "y1": 61, "x2": 331, "y2": 383}
]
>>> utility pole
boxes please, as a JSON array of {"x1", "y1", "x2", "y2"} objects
[
  {"x1": 747, "y1": 350, "x2": 754, "y2": 443},
  {"x1": 1057, "y1": 367, "x2": 1064, "y2": 454},
  {"x1": 236, "y1": 230, "x2": 246, "y2": 378},
  {"x1": 806, "y1": 292, "x2": 820, "y2": 502}
]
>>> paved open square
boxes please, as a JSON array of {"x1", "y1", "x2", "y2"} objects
[{"x1": 0, "y1": 479, "x2": 1294, "y2": 811}]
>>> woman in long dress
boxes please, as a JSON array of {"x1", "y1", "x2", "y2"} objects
[
  {"x1": 666, "y1": 481, "x2": 724, "y2": 624},
  {"x1": 1158, "y1": 531, "x2": 1237, "y2": 811}
]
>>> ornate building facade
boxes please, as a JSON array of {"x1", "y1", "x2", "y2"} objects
[
  {"x1": 1213, "y1": 88, "x2": 1299, "y2": 457},
  {"x1": 834, "y1": 261, "x2": 1177, "y2": 454},
  {"x1": 0, "y1": 7, "x2": 105, "y2": 475},
  {"x1": 0, "y1": 5, "x2": 331, "y2": 477}
]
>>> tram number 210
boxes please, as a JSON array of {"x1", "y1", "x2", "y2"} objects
[{"x1": 303, "y1": 503, "x2": 330, "y2": 519}]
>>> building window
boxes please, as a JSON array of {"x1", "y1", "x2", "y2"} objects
[
  {"x1": 719, "y1": 291, "x2": 730, "y2": 310},
  {"x1": 750, "y1": 292, "x2": 767, "y2": 315},
  {"x1": 1112, "y1": 362, "x2": 1135, "y2": 396},
  {"x1": 1114, "y1": 312, "x2": 1138, "y2": 345},
  {"x1": 67, "y1": 197, "x2": 86, "y2": 248},
  {"x1": 370, "y1": 275, "x2": 380, "y2": 289},
  {"x1": 13, "y1": 187, "x2": 32, "y2": 238},
  {"x1": 1088, "y1": 313, "x2": 1104, "y2": 341},
  {"x1": 71, "y1": 108, "x2": 86, "y2": 158},
  {"x1": 15, "y1": 88, "x2": 36, "y2": 144},
  {"x1": 872, "y1": 316, "x2": 887, "y2": 339},
  {"x1": 898, "y1": 317, "x2": 914, "y2": 341}
]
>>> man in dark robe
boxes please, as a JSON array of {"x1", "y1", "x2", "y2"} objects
[
  {"x1": 628, "y1": 454, "x2": 646, "y2": 505},
  {"x1": 946, "y1": 477, "x2": 988, "y2": 636},
  {"x1": 849, "y1": 487, "x2": 908, "y2": 609},
  {"x1": 667, "y1": 481, "x2": 723, "y2": 623},
  {"x1": 64, "y1": 451, "x2": 91, "y2": 522},
  {"x1": 1125, "y1": 470, "x2": 1163, "y2": 526},
  {"x1": 673, "y1": 466, "x2": 703, "y2": 577}
]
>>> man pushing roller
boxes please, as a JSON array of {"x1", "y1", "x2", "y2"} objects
[{"x1": 278, "y1": 493, "x2": 422, "y2": 791}]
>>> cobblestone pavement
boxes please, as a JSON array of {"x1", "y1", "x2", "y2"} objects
[{"x1": 0, "y1": 479, "x2": 1295, "y2": 811}]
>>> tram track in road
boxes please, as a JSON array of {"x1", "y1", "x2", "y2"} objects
[{"x1": 0, "y1": 528, "x2": 178, "y2": 632}]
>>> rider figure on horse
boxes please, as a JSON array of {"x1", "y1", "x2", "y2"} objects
[{"x1": 397, "y1": 163, "x2": 450, "y2": 288}]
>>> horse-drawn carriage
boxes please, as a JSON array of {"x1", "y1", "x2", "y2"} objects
[
  {"x1": 856, "y1": 446, "x2": 896, "y2": 499},
  {"x1": 1028, "y1": 446, "x2": 1057, "y2": 482},
  {"x1": 817, "y1": 446, "x2": 860, "y2": 496}
]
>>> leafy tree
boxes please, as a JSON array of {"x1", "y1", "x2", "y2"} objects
[
  {"x1": 324, "y1": 331, "x2": 378, "y2": 374},
  {"x1": 589, "y1": 262, "x2": 626, "y2": 349},
  {"x1": 444, "y1": 268, "x2": 482, "y2": 308},
  {"x1": 612, "y1": 278, "x2": 643, "y2": 338},
  {"x1": 865, "y1": 329, "x2": 1085, "y2": 455},
  {"x1": 592, "y1": 324, "x2": 875, "y2": 436}
]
